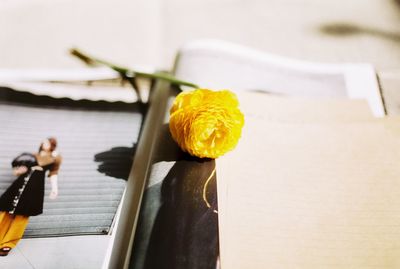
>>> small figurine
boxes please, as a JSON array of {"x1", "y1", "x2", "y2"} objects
[{"x1": 0, "y1": 137, "x2": 62, "y2": 256}]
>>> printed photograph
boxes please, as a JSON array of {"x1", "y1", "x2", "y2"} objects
[{"x1": 0, "y1": 84, "x2": 144, "y2": 267}]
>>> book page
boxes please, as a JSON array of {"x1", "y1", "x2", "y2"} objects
[
  {"x1": 0, "y1": 84, "x2": 145, "y2": 269},
  {"x1": 1, "y1": 81, "x2": 139, "y2": 103},
  {"x1": 175, "y1": 40, "x2": 385, "y2": 117},
  {"x1": 237, "y1": 92, "x2": 374, "y2": 123},
  {"x1": 217, "y1": 92, "x2": 400, "y2": 268}
]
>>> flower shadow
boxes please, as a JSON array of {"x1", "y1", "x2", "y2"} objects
[{"x1": 130, "y1": 124, "x2": 219, "y2": 269}]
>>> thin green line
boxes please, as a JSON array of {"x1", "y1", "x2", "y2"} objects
[{"x1": 70, "y1": 48, "x2": 199, "y2": 88}]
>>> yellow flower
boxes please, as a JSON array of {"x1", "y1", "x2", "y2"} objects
[{"x1": 169, "y1": 89, "x2": 244, "y2": 158}]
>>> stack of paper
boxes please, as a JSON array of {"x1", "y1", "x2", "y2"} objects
[{"x1": 217, "y1": 92, "x2": 400, "y2": 268}]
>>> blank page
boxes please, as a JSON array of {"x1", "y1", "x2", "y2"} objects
[{"x1": 217, "y1": 92, "x2": 400, "y2": 268}]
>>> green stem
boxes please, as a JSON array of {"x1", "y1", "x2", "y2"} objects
[{"x1": 69, "y1": 48, "x2": 199, "y2": 88}]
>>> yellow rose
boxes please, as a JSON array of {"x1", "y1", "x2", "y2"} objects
[{"x1": 169, "y1": 89, "x2": 244, "y2": 158}]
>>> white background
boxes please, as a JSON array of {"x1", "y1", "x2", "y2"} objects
[{"x1": 1, "y1": 0, "x2": 400, "y2": 71}]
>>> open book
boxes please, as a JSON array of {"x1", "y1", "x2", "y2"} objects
[
  {"x1": 0, "y1": 66, "x2": 388, "y2": 269},
  {"x1": 0, "y1": 75, "x2": 218, "y2": 269}
]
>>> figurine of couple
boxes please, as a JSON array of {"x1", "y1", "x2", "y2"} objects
[{"x1": 0, "y1": 137, "x2": 62, "y2": 256}]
